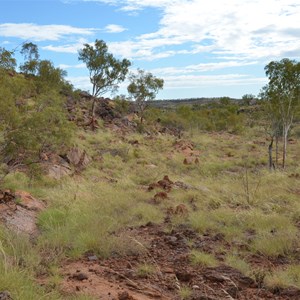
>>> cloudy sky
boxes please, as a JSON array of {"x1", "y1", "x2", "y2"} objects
[{"x1": 1, "y1": 0, "x2": 300, "y2": 99}]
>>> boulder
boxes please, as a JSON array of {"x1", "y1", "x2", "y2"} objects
[
  {"x1": 67, "y1": 147, "x2": 91, "y2": 167},
  {"x1": 48, "y1": 164, "x2": 72, "y2": 180}
]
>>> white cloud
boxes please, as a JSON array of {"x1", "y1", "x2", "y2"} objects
[
  {"x1": 58, "y1": 63, "x2": 86, "y2": 69},
  {"x1": 0, "y1": 23, "x2": 96, "y2": 41},
  {"x1": 67, "y1": 76, "x2": 91, "y2": 91},
  {"x1": 104, "y1": 24, "x2": 127, "y2": 33},
  {"x1": 82, "y1": 0, "x2": 300, "y2": 62},
  {"x1": 28, "y1": 0, "x2": 300, "y2": 63},
  {"x1": 163, "y1": 74, "x2": 267, "y2": 90},
  {"x1": 152, "y1": 61, "x2": 258, "y2": 75},
  {"x1": 42, "y1": 38, "x2": 88, "y2": 53}
]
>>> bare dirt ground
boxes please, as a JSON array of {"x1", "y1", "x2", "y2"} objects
[{"x1": 53, "y1": 223, "x2": 300, "y2": 300}]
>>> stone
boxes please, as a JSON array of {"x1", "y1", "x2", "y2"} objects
[
  {"x1": 67, "y1": 147, "x2": 91, "y2": 167},
  {"x1": 153, "y1": 191, "x2": 168, "y2": 203},
  {"x1": 0, "y1": 291, "x2": 12, "y2": 300},
  {"x1": 87, "y1": 255, "x2": 98, "y2": 261},
  {"x1": 118, "y1": 291, "x2": 134, "y2": 300},
  {"x1": 73, "y1": 272, "x2": 88, "y2": 281},
  {"x1": 204, "y1": 266, "x2": 255, "y2": 288},
  {"x1": 15, "y1": 191, "x2": 45, "y2": 211},
  {"x1": 281, "y1": 287, "x2": 300, "y2": 297},
  {"x1": 174, "y1": 204, "x2": 188, "y2": 216},
  {"x1": 173, "y1": 181, "x2": 192, "y2": 190},
  {"x1": 48, "y1": 164, "x2": 72, "y2": 179},
  {"x1": 175, "y1": 271, "x2": 193, "y2": 282},
  {"x1": 183, "y1": 158, "x2": 193, "y2": 165}
]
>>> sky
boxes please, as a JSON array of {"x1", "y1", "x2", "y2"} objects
[{"x1": 1, "y1": 0, "x2": 300, "y2": 100}]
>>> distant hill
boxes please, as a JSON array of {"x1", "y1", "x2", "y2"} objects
[{"x1": 148, "y1": 97, "x2": 242, "y2": 109}]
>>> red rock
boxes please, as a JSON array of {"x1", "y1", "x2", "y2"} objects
[
  {"x1": 174, "y1": 204, "x2": 188, "y2": 216},
  {"x1": 15, "y1": 190, "x2": 45, "y2": 211},
  {"x1": 154, "y1": 192, "x2": 168, "y2": 203}
]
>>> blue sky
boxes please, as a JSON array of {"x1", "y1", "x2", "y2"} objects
[{"x1": 1, "y1": 0, "x2": 300, "y2": 99}]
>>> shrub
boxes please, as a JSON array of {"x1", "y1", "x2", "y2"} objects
[{"x1": 190, "y1": 250, "x2": 218, "y2": 267}]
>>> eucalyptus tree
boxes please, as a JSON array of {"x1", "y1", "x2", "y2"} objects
[
  {"x1": 78, "y1": 39, "x2": 131, "y2": 128},
  {"x1": 127, "y1": 69, "x2": 164, "y2": 123},
  {"x1": 20, "y1": 42, "x2": 40, "y2": 75},
  {"x1": 262, "y1": 58, "x2": 300, "y2": 169}
]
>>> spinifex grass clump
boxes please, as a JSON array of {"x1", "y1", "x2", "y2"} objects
[
  {"x1": 136, "y1": 263, "x2": 156, "y2": 278},
  {"x1": 0, "y1": 227, "x2": 62, "y2": 300},
  {"x1": 37, "y1": 177, "x2": 164, "y2": 259},
  {"x1": 265, "y1": 265, "x2": 300, "y2": 290},
  {"x1": 190, "y1": 250, "x2": 218, "y2": 267}
]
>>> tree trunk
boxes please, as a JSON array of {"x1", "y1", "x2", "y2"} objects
[
  {"x1": 268, "y1": 136, "x2": 274, "y2": 171},
  {"x1": 275, "y1": 134, "x2": 279, "y2": 167},
  {"x1": 138, "y1": 100, "x2": 146, "y2": 124},
  {"x1": 282, "y1": 126, "x2": 288, "y2": 169},
  {"x1": 140, "y1": 106, "x2": 144, "y2": 124}
]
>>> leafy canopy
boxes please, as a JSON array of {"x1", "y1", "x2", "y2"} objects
[
  {"x1": 20, "y1": 42, "x2": 40, "y2": 75},
  {"x1": 261, "y1": 58, "x2": 300, "y2": 168},
  {"x1": 127, "y1": 69, "x2": 164, "y2": 122},
  {"x1": 262, "y1": 58, "x2": 300, "y2": 123},
  {"x1": 78, "y1": 39, "x2": 131, "y2": 97},
  {"x1": 0, "y1": 45, "x2": 73, "y2": 165},
  {"x1": 0, "y1": 47, "x2": 16, "y2": 71},
  {"x1": 127, "y1": 69, "x2": 164, "y2": 102}
]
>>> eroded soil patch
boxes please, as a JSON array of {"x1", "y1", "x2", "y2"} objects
[{"x1": 53, "y1": 223, "x2": 299, "y2": 300}]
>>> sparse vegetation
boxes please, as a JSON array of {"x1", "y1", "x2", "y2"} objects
[
  {"x1": 0, "y1": 46, "x2": 300, "y2": 299},
  {"x1": 190, "y1": 250, "x2": 218, "y2": 267},
  {"x1": 136, "y1": 263, "x2": 156, "y2": 278},
  {"x1": 179, "y1": 285, "x2": 193, "y2": 300},
  {"x1": 265, "y1": 265, "x2": 300, "y2": 290}
]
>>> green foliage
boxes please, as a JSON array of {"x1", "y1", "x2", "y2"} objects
[
  {"x1": 0, "y1": 47, "x2": 16, "y2": 71},
  {"x1": 1, "y1": 41, "x2": 300, "y2": 299},
  {"x1": 0, "y1": 55, "x2": 73, "y2": 166},
  {"x1": 78, "y1": 39, "x2": 131, "y2": 97},
  {"x1": 242, "y1": 94, "x2": 256, "y2": 105},
  {"x1": 128, "y1": 69, "x2": 164, "y2": 122},
  {"x1": 113, "y1": 94, "x2": 131, "y2": 116},
  {"x1": 20, "y1": 42, "x2": 40, "y2": 75},
  {"x1": 219, "y1": 96, "x2": 232, "y2": 106},
  {"x1": 261, "y1": 58, "x2": 300, "y2": 168},
  {"x1": 1, "y1": 90, "x2": 73, "y2": 164},
  {"x1": 147, "y1": 103, "x2": 244, "y2": 133},
  {"x1": 35, "y1": 60, "x2": 67, "y2": 93}
]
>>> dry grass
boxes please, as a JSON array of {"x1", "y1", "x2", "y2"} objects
[{"x1": 0, "y1": 122, "x2": 299, "y2": 298}]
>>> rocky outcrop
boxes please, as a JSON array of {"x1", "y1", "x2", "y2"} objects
[
  {"x1": 46, "y1": 147, "x2": 91, "y2": 179},
  {"x1": 0, "y1": 190, "x2": 45, "y2": 237}
]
